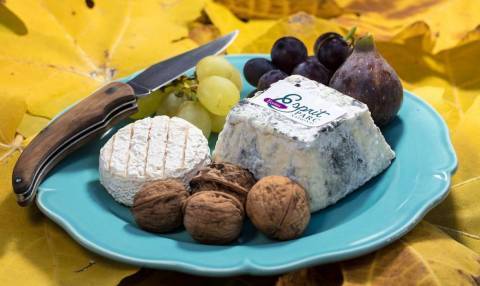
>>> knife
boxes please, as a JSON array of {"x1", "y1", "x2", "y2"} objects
[{"x1": 12, "y1": 31, "x2": 238, "y2": 207}]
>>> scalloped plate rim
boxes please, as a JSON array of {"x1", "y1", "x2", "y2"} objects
[{"x1": 36, "y1": 54, "x2": 457, "y2": 276}]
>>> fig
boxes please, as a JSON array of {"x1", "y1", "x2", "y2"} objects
[{"x1": 329, "y1": 35, "x2": 403, "y2": 126}]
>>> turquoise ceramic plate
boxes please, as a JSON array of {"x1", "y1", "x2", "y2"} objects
[{"x1": 37, "y1": 54, "x2": 457, "y2": 276}]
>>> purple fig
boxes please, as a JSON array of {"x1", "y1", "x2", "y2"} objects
[{"x1": 329, "y1": 35, "x2": 403, "y2": 126}]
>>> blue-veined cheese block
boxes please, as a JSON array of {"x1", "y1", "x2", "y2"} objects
[{"x1": 214, "y1": 75, "x2": 395, "y2": 212}]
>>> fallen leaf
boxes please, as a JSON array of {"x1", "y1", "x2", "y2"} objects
[
  {"x1": 359, "y1": 29, "x2": 480, "y2": 255},
  {"x1": 427, "y1": 178, "x2": 480, "y2": 255},
  {"x1": 0, "y1": 93, "x2": 25, "y2": 145},
  {"x1": 188, "y1": 22, "x2": 220, "y2": 45},
  {"x1": 0, "y1": 153, "x2": 136, "y2": 286},
  {"x1": 16, "y1": 113, "x2": 50, "y2": 140},
  {"x1": 159, "y1": 0, "x2": 208, "y2": 26},
  {"x1": 0, "y1": 0, "x2": 205, "y2": 285},
  {"x1": 0, "y1": 0, "x2": 199, "y2": 119},
  {"x1": 334, "y1": 0, "x2": 480, "y2": 53},
  {"x1": 241, "y1": 12, "x2": 345, "y2": 55},
  {"x1": 0, "y1": 93, "x2": 26, "y2": 163},
  {"x1": 340, "y1": 222, "x2": 480, "y2": 285},
  {"x1": 204, "y1": 0, "x2": 277, "y2": 54},
  {"x1": 425, "y1": 96, "x2": 480, "y2": 253},
  {"x1": 376, "y1": 38, "x2": 480, "y2": 184},
  {"x1": 213, "y1": 0, "x2": 344, "y2": 20},
  {"x1": 277, "y1": 222, "x2": 480, "y2": 286}
]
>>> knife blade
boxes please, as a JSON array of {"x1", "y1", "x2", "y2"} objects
[
  {"x1": 128, "y1": 31, "x2": 238, "y2": 97},
  {"x1": 12, "y1": 31, "x2": 238, "y2": 206}
]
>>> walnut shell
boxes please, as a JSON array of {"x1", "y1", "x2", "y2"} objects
[
  {"x1": 246, "y1": 176, "x2": 310, "y2": 240},
  {"x1": 183, "y1": 191, "x2": 244, "y2": 244},
  {"x1": 132, "y1": 179, "x2": 188, "y2": 233},
  {"x1": 190, "y1": 162, "x2": 256, "y2": 204}
]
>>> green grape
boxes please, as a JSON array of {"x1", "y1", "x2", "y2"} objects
[
  {"x1": 176, "y1": 101, "x2": 212, "y2": 138},
  {"x1": 197, "y1": 76, "x2": 240, "y2": 116},
  {"x1": 156, "y1": 91, "x2": 185, "y2": 117},
  {"x1": 196, "y1": 56, "x2": 235, "y2": 82},
  {"x1": 196, "y1": 55, "x2": 243, "y2": 93},
  {"x1": 130, "y1": 89, "x2": 165, "y2": 120},
  {"x1": 230, "y1": 68, "x2": 243, "y2": 91},
  {"x1": 210, "y1": 112, "x2": 226, "y2": 133}
]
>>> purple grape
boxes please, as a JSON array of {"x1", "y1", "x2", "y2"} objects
[
  {"x1": 314, "y1": 33, "x2": 341, "y2": 55},
  {"x1": 271, "y1": 37, "x2": 307, "y2": 74},
  {"x1": 314, "y1": 32, "x2": 350, "y2": 71},
  {"x1": 243, "y1": 58, "x2": 276, "y2": 87},
  {"x1": 292, "y1": 57, "x2": 330, "y2": 85},
  {"x1": 257, "y1": 69, "x2": 288, "y2": 90}
]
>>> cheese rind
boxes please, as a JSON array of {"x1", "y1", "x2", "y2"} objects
[
  {"x1": 214, "y1": 75, "x2": 395, "y2": 212},
  {"x1": 99, "y1": 116, "x2": 210, "y2": 206}
]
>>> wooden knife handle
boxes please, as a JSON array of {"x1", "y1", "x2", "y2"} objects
[{"x1": 12, "y1": 82, "x2": 138, "y2": 206}]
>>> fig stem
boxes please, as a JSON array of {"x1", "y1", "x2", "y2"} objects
[
  {"x1": 344, "y1": 26, "x2": 357, "y2": 44},
  {"x1": 355, "y1": 34, "x2": 375, "y2": 52}
]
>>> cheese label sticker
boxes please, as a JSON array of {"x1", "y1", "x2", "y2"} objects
[{"x1": 248, "y1": 80, "x2": 346, "y2": 127}]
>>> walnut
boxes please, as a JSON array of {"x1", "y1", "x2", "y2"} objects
[
  {"x1": 246, "y1": 176, "x2": 310, "y2": 240},
  {"x1": 183, "y1": 191, "x2": 244, "y2": 244},
  {"x1": 132, "y1": 179, "x2": 188, "y2": 233},
  {"x1": 190, "y1": 162, "x2": 256, "y2": 205}
]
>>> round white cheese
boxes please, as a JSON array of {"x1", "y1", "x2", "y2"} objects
[{"x1": 99, "y1": 116, "x2": 211, "y2": 206}]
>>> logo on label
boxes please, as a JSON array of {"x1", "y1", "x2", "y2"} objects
[
  {"x1": 249, "y1": 81, "x2": 346, "y2": 127},
  {"x1": 264, "y1": 97, "x2": 287, "y2": 109},
  {"x1": 264, "y1": 94, "x2": 332, "y2": 124}
]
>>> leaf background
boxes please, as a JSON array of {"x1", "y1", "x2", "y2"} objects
[{"x1": 1, "y1": 0, "x2": 480, "y2": 285}]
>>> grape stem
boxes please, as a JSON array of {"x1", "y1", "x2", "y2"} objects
[
  {"x1": 160, "y1": 75, "x2": 199, "y2": 101},
  {"x1": 344, "y1": 27, "x2": 357, "y2": 45}
]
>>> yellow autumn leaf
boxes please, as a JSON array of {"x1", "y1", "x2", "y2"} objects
[
  {"x1": 213, "y1": 0, "x2": 344, "y2": 20},
  {"x1": 204, "y1": 0, "x2": 277, "y2": 54},
  {"x1": 242, "y1": 13, "x2": 345, "y2": 55},
  {"x1": 0, "y1": 94, "x2": 26, "y2": 162},
  {"x1": 188, "y1": 22, "x2": 221, "y2": 45},
  {"x1": 426, "y1": 96, "x2": 480, "y2": 253},
  {"x1": 16, "y1": 113, "x2": 50, "y2": 140},
  {"x1": 0, "y1": 93, "x2": 25, "y2": 143},
  {"x1": 205, "y1": 2, "x2": 344, "y2": 54},
  {"x1": 340, "y1": 222, "x2": 480, "y2": 285},
  {"x1": 0, "y1": 154, "x2": 135, "y2": 286},
  {"x1": 334, "y1": 0, "x2": 480, "y2": 53},
  {"x1": 0, "y1": 0, "x2": 198, "y2": 119},
  {"x1": 324, "y1": 34, "x2": 480, "y2": 253},
  {"x1": 376, "y1": 38, "x2": 480, "y2": 185},
  {"x1": 0, "y1": 0, "x2": 206, "y2": 285},
  {"x1": 277, "y1": 222, "x2": 480, "y2": 285},
  {"x1": 427, "y1": 179, "x2": 480, "y2": 257}
]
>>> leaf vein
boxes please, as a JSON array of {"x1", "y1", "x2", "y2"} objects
[
  {"x1": 399, "y1": 238, "x2": 442, "y2": 285},
  {"x1": 443, "y1": 52, "x2": 465, "y2": 117},
  {"x1": 452, "y1": 176, "x2": 480, "y2": 189},
  {"x1": 104, "y1": 0, "x2": 132, "y2": 82},
  {"x1": 39, "y1": 0, "x2": 99, "y2": 73},
  {"x1": 434, "y1": 224, "x2": 480, "y2": 240},
  {"x1": 0, "y1": 56, "x2": 102, "y2": 82}
]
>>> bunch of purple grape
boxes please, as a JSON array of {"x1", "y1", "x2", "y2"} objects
[{"x1": 243, "y1": 32, "x2": 352, "y2": 93}]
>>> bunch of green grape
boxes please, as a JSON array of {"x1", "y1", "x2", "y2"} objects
[{"x1": 130, "y1": 56, "x2": 242, "y2": 138}]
